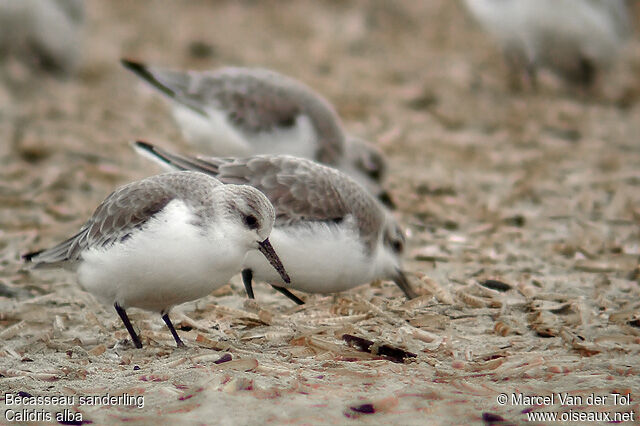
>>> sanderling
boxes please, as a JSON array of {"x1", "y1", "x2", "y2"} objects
[
  {"x1": 23, "y1": 171, "x2": 290, "y2": 348},
  {"x1": 0, "y1": 0, "x2": 84, "y2": 75},
  {"x1": 462, "y1": 0, "x2": 631, "y2": 87},
  {"x1": 120, "y1": 59, "x2": 394, "y2": 207},
  {"x1": 133, "y1": 141, "x2": 418, "y2": 304}
]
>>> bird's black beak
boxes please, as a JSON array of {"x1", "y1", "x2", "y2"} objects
[
  {"x1": 257, "y1": 238, "x2": 291, "y2": 284},
  {"x1": 393, "y1": 269, "x2": 418, "y2": 299}
]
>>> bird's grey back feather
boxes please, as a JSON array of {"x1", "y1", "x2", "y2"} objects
[
  {"x1": 134, "y1": 142, "x2": 385, "y2": 249},
  {"x1": 125, "y1": 63, "x2": 346, "y2": 165},
  {"x1": 26, "y1": 172, "x2": 222, "y2": 267}
]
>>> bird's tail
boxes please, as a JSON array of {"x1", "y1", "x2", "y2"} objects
[
  {"x1": 22, "y1": 231, "x2": 82, "y2": 268},
  {"x1": 120, "y1": 59, "x2": 207, "y2": 116},
  {"x1": 22, "y1": 248, "x2": 45, "y2": 263},
  {"x1": 133, "y1": 141, "x2": 223, "y2": 177}
]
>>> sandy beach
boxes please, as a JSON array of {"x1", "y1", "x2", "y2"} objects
[{"x1": 1, "y1": 1, "x2": 639, "y2": 424}]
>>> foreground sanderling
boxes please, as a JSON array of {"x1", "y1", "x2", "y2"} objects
[
  {"x1": 462, "y1": 0, "x2": 631, "y2": 87},
  {"x1": 0, "y1": 0, "x2": 84, "y2": 75},
  {"x1": 134, "y1": 141, "x2": 418, "y2": 304},
  {"x1": 23, "y1": 171, "x2": 290, "y2": 348},
  {"x1": 120, "y1": 59, "x2": 393, "y2": 207}
]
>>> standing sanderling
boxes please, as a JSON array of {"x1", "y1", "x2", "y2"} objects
[
  {"x1": 133, "y1": 141, "x2": 418, "y2": 304},
  {"x1": 120, "y1": 59, "x2": 393, "y2": 207},
  {"x1": 462, "y1": 0, "x2": 631, "y2": 87},
  {"x1": 23, "y1": 171, "x2": 290, "y2": 348}
]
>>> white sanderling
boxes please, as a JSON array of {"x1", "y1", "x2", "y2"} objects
[
  {"x1": 120, "y1": 59, "x2": 394, "y2": 207},
  {"x1": 462, "y1": 0, "x2": 631, "y2": 86},
  {"x1": 0, "y1": 0, "x2": 84, "y2": 75},
  {"x1": 23, "y1": 171, "x2": 290, "y2": 348},
  {"x1": 134, "y1": 141, "x2": 418, "y2": 304}
]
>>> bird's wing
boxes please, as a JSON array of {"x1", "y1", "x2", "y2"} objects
[
  {"x1": 133, "y1": 142, "x2": 383, "y2": 246},
  {"x1": 24, "y1": 172, "x2": 216, "y2": 266},
  {"x1": 123, "y1": 61, "x2": 304, "y2": 130},
  {"x1": 122, "y1": 61, "x2": 346, "y2": 162}
]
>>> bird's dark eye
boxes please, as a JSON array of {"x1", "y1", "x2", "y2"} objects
[
  {"x1": 378, "y1": 191, "x2": 395, "y2": 209},
  {"x1": 368, "y1": 168, "x2": 382, "y2": 181},
  {"x1": 391, "y1": 239, "x2": 403, "y2": 253},
  {"x1": 244, "y1": 214, "x2": 259, "y2": 229}
]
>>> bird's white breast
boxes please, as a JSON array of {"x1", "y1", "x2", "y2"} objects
[
  {"x1": 77, "y1": 200, "x2": 245, "y2": 312},
  {"x1": 172, "y1": 105, "x2": 252, "y2": 156},
  {"x1": 243, "y1": 221, "x2": 380, "y2": 293},
  {"x1": 172, "y1": 105, "x2": 318, "y2": 160},
  {"x1": 240, "y1": 114, "x2": 318, "y2": 159}
]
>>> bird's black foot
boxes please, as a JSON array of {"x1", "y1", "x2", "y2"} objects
[
  {"x1": 162, "y1": 312, "x2": 185, "y2": 347},
  {"x1": 244, "y1": 268, "x2": 304, "y2": 305}
]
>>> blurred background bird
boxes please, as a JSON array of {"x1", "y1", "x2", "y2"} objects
[
  {"x1": 462, "y1": 0, "x2": 632, "y2": 88},
  {"x1": 121, "y1": 60, "x2": 394, "y2": 207},
  {"x1": 0, "y1": 0, "x2": 84, "y2": 76}
]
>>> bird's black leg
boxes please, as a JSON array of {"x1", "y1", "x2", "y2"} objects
[
  {"x1": 242, "y1": 269, "x2": 255, "y2": 299},
  {"x1": 243, "y1": 268, "x2": 304, "y2": 305},
  {"x1": 271, "y1": 285, "x2": 305, "y2": 305},
  {"x1": 114, "y1": 303, "x2": 142, "y2": 349},
  {"x1": 161, "y1": 312, "x2": 185, "y2": 347}
]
